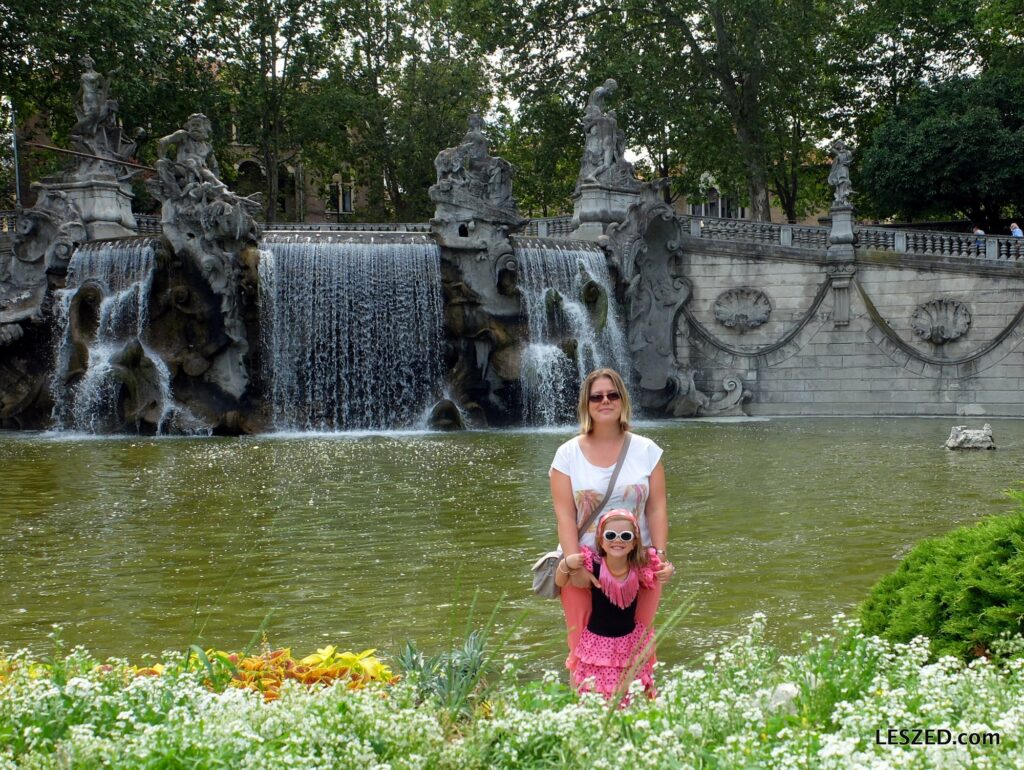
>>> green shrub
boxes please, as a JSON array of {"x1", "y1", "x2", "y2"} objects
[{"x1": 859, "y1": 490, "x2": 1024, "y2": 659}]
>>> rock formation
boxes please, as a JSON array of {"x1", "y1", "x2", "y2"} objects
[{"x1": 945, "y1": 424, "x2": 995, "y2": 450}]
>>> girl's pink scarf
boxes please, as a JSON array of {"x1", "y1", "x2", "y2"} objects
[{"x1": 599, "y1": 561, "x2": 639, "y2": 609}]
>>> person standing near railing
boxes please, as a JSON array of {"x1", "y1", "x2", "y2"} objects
[{"x1": 1010, "y1": 223, "x2": 1022, "y2": 238}]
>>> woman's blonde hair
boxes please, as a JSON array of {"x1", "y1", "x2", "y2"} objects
[{"x1": 577, "y1": 368, "x2": 632, "y2": 435}]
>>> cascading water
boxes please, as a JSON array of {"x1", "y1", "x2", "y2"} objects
[
  {"x1": 259, "y1": 234, "x2": 445, "y2": 431},
  {"x1": 52, "y1": 238, "x2": 173, "y2": 432},
  {"x1": 515, "y1": 239, "x2": 631, "y2": 424}
]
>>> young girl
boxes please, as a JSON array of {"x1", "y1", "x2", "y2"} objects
[{"x1": 555, "y1": 508, "x2": 663, "y2": 700}]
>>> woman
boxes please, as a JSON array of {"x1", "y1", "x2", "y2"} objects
[{"x1": 549, "y1": 368, "x2": 674, "y2": 675}]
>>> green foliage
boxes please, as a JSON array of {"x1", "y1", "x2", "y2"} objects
[
  {"x1": 395, "y1": 591, "x2": 519, "y2": 723},
  {"x1": 785, "y1": 619, "x2": 885, "y2": 729},
  {"x1": 303, "y1": 0, "x2": 491, "y2": 221},
  {"x1": 857, "y1": 67, "x2": 1024, "y2": 226},
  {"x1": 6, "y1": 0, "x2": 1024, "y2": 224},
  {"x1": 397, "y1": 632, "x2": 489, "y2": 720},
  {"x1": 490, "y1": 95, "x2": 578, "y2": 217},
  {"x1": 860, "y1": 491, "x2": 1024, "y2": 659},
  {"x1": 0, "y1": 0, "x2": 226, "y2": 164}
]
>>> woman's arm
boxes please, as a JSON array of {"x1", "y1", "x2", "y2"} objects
[
  {"x1": 551, "y1": 469, "x2": 580, "y2": 556},
  {"x1": 554, "y1": 552, "x2": 583, "y2": 588},
  {"x1": 646, "y1": 461, "x2": 676, "y2": 583},
  {"x1": 551, "y1": 469, "x2": 597, "y2": 588},
  {"x1": 646, "y1": 462, "x2": 668, "y2": 552}
]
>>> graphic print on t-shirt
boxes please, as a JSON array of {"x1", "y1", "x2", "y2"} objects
[{"x1": 574, "y1": 483, "x2": 650, "y2": 537}]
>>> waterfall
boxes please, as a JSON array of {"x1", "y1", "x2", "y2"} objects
[
  {"x1": 259, "y1": 235, "x2": 445, "y2": 431},
  {"x1": 515, "y1": 240, "x2": 631, "y2": 425},
  {"x1": 52, "y1": 238, "x2": 174, "y2": 432}
]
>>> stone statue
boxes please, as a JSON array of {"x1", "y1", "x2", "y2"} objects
[
  {"x1": 576, "y1": 79, "x2": 640, "y2": 191},
  {"x1": 571, "y1": 78, "x2": 644, "y2": 238},
  {"x1": 430, "y1": 113, "x2": 526, "y2": 256},
  {"x1": 585, "y1": 78, "x2": 618, "y2": 120},
  {"x1": 25, "y1": 54, "x2": 141, "y2": 240},
  {"x1": 157, "y1": 114, "x2": 226, "y2": 191},
  {"x1": 828, "y1": 140, "x2": 854, "y2": 207},
  {"x1": 147, "y1": 113, "x2": 262, "y2": 398},
  {"x1": 67, "y1": 55, "x2": 138, "y2": 176},
  {"x1": 431, "y1": 113, "x2": 516, "y2": 212},
  {"x1": 70, "y1": 55, "x2": 119, "y2": 143}
]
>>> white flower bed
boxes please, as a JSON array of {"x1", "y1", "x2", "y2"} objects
[{"x1": 1, "y1": 616, "x2": 1021, "y2": 769}]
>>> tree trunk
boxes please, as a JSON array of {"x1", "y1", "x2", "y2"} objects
[
  {"x1": 264, "y1": 144, "x2": 278, "y2": 225},
  {"x1": 736, "y1": 123, "x2": 771, "y2": 221}
]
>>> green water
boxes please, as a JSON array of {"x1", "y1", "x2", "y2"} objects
[{"x1": 1, "y1": 418, "x2": 1021, "y2": 670}]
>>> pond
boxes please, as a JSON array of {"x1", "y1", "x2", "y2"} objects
[{"x1": 1, "y1": 417, "x2": 1021, "y2": 671}]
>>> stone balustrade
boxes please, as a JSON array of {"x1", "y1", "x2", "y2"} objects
[
  {"x1": 135, "y1": 214, "x2": 163, "y2": 234},
  {"x1": 684, "y1": 214, "x2": 1024, "y2": 265},
  {"x1": 263, "y1": 221, "x2": 431, "y2": 233},
  {"x1": 690, "y1": 216, "x2": 781, "y2": 244},
  {"x1": 790, "y1": 225, "x2": 830, "y2": 248},
  {"x1": 524, "y1": 216, "x2": 575, "y2": 237},
  {"x1": 5, "y1": 208, "x2": 1022, "y2": 266},
  {"x1": 857, "y1": 227, "x2": 896, "y2": 251}
]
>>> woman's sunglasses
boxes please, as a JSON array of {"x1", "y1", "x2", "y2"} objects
[
  {"x1": 602, "y1": 530, "x2": 635, "y2": 542},
  {"x1": 588, "y1": 391, "x2": 621, "y2": 404}
]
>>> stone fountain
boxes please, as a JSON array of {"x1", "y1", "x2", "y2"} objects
[{"x1": 0, "y1": 62, "x2": 750, "y2": 434}]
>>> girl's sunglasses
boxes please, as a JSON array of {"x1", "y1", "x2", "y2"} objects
[
  {"x1": 588, "y1": 391, "x2": 621, "y2": 403},
  {"x1": 602, "y1": 530, "x2": 635, "y2": 542}
]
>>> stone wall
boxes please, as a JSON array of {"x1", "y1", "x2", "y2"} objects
[{"x1": 673, "y1": 238, "x2": 1024, "y2": 417}]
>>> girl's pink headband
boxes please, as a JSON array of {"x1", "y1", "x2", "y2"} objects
[{"x1": 598, "y1": 509, "x2": 638, "y2": 530}]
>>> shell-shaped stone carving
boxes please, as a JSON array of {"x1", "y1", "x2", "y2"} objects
[
  {"x1": 910, "y1": 298, "x2": 971, "y2": 345},
  {"x1": 713, "y1": 288, "x2": 772, "y2": 331}
]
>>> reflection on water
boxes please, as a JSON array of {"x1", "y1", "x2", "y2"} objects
[{"x1": 0, "y1": 418, "x2": 1021, "y2": 670}]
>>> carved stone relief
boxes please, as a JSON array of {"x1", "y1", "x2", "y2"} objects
[
  {"x1": 429, "y1": 113, "x2": 526, "y2": 260},
  {"x1": 147, "y1": 113, "x2": 262, "y2": 398},
  {"x1": 713, "y1": 288, "x2": 772, "y2": 331},
  {"x1": 910, "y1": 298, "x2": 971, "y2": 345}
]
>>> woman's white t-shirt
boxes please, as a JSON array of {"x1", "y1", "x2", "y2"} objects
[{"x1": 549, "y1": 433, "x2": 664, "y2": 548}]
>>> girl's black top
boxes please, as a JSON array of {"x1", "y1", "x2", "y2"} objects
[{"x1": 586, "y1": 561, "x2": 638, "y2": 638}]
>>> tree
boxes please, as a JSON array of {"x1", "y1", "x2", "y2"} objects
[
  {"x1": 490, "y1": 95, "x2": 578, "y2": 217},
  {"x1": 0, "y1": 0, "x2": 225, "y2": 206},
  {"x1": 831, "y1": 0, "x2": 981, "y2": 153},
  {"x1": 467, "y1": 0, "x2": 841, "y2": 222},
  {"x1": 304, "y1": 0, "x2": 491, "y2": 221},
  {"x1": 205, "y1": 0, "x2": 337, "y2": 223},
  {"x1": 857, "y1": 70, "x2": 1024, "y2": 228}
]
